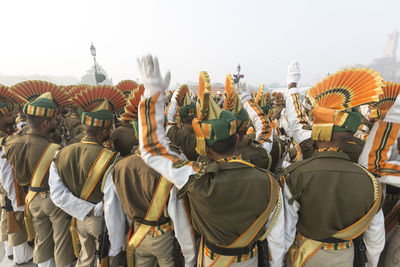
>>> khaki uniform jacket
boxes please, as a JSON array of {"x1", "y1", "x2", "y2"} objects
[
  {"x1": 179, "y1": 160, "x2": 275, "y2": 246},
  {"x1": 167, "y1": 125, "x2": 198, "y2": 161},
  {"x1": 113, "y1": 153, "x2": 169, "y2": 222},
  {"x1": 54, "y1": 136, "x2": 116, "y2": 204},
  {"x1": 286, "y1": 151, "x2": 376, "y2": 240},
  {"x1": 4, "y1": 130, "x2": 53, "y2": 188}
]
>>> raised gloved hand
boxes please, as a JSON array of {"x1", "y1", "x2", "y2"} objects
[
  {"x1": 137, "y1": 55, "x2": 171, "y2": 98},
  {"x1": 287, "y1": 61, "x2": 301, "y2": 85},
  {"x1": 237, "y1": 81, "x2": 252, "y2": 103}
]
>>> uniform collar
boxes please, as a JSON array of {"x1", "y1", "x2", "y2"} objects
[
  {"x1": 312, "y1": 150, "x2": 350, "y2": 160},
  {"x1": 27, "y1": 129, "x2": 52, "y2": 141},
  {"x1": 80, "y1": 135, "x2": 103, "y2": 145}
]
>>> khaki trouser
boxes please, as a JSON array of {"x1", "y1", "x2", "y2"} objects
[
  {"x1": 134, "y1": 226, "x2": 175, "y2": 267},
  {"x1": 284, "y1": 246, "x2": 354, "y2": 267},
  {"x1": 0, "y1": 194, "x2": 7, "y2": 241},
  {"x1": 28, "y1": 192, "x2": 75, "y2": 266},
  {"x1": 8, "y1": 211, "x2": 28, "y2": 247},
  {"x1": 304, "y1": 247, "x2": 353, "y2": 267},
  {"x1": 76, "y1": 214, "x2": 102, "y2": 267},
  {"x1": 385, "y1": 227, "x2": 400, "y2": 267},
  {"x1": 202, "y1": 253, "x2": 258, "y2": 267}
]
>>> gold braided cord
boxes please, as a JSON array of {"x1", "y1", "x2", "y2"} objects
[{"x1": 259, "y1": 192, "x2": 282, "y2": 240}]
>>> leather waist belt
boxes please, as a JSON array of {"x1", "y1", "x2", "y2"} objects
[
  {"x1": 318, "y1": 237, "x2": 348, "y2": 243},
  {"x1": 29, "y1": 186, "x2": 50, "y2": 193},
  {"x1": 204, "y1": 238, "x2": 256, "y2": 256},
  {"x1": 135, "y1": 217, "x2": 170, "y2": 226}
]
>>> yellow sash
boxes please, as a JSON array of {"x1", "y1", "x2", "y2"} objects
[
  {"x1": 70, "y1": 148, "x2": 115, "y2": 257},
  {"x1": 24, "y1": 143, "x2": 60, "y2": 241},
  {"x1": 126, "y1": 177, "x2": 172, "y2": 267},
  {"x1": 290, "y1": 163, "x2": 382, "y2": 267},
  {"x1": 207, "y1": 166, "x2": 280, "y2": 267}
]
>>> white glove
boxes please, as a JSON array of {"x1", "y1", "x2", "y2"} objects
[
  {"x1": 137, "y1": 55, "x2": 171, "y2": 98},
  {"x1": 287, "y1": 61, "x2": 301, "y2": 85},
  {"x1": 237, "y1": 81, "x2": 252, "y2": 103},
  {"x1": 93, "y1": 201, "x2": 103, "y2": 217}
]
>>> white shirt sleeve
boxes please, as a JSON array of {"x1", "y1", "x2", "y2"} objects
[
  {"x1": 284, "y1": 88, "x2": 311, "y2": 144},
  {"x1": 49, "y1": 161, "x2": 94, "y2": 221},
  {"x1": 267, "y1": 190, "x2": 285, "y2": 267},
  {"x1": 0, "y1": 150, "x2": 24, "y2": 212},
  {"x1": 167, "y1": 186, "x2": 196, "y2": 267},
  {"x1": 363, "y1": 210, "x2": 385, "y2": 267},
  {"x1": 139, "y1": 93, "x2": 199, "y2": 190},
  {"x1": 358, "y1": 119, "x2": 400, "y2": 176},
  {"x1": 103, "y1": 172, "x2": 125, "y2": 257},
  {"x1": 242, "y1": 100, "x2": 274, "y2": 153},
  {"x1": 283, "y1": 181, "x2": 299, "y2": 253}
]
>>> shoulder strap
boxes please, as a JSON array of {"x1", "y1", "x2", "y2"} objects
[
  {"x1": 127, "y1": 176, "x2": 173, "y2": 249},
  {"x1": 30, "y1": 143, "x2": 61, "y2": 188},
  {"x1": 80, "y1": 148, "x2": 115, "y2": 200},
  {"x1": 331, "y1": 163, "x2": 382, "y2": 240},
  {"x1": 25, "y1": 142, "x2": 61, "y2": 241},
  {"x1": 25, "y1": 143, "x2": 61, "y2": 205},
  {"x1": 285, "y1": 156, "x2": 315, "y2": 173}
]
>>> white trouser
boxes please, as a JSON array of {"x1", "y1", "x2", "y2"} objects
[{"x1": 13, "y1": 242, "x2": 33, "y2": 264}]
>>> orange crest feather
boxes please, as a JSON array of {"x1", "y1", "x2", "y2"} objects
[
  {"x1": 255, "y1": 84, "x2": 264, "y2": 105},
  {"x1": 72, "y1": 85, "x2": 126, "y2": 112},
  {"x1": 176, "y1": 84, "x2": 190, "y2": 105},
  {"x1": 116, "y1": 80, "x2": 139, "y2": 98},
  {"x1": 11, "y1": 80, "x2": 71, "y2": 106},
  {"x1": 123, "y1": 86, "x2": 145, "y2": 120},
  {"x1": 223, "y1": 74, "x2": 235, "y2": 111},
  {"x1": 197, "y1": 71, "x2": 211, "y2": 120},
  {"x1": 0, "y1": 84, "x2": 25, "y2": 104},
  {"x1": 372, "y1": 81, "x2": 400, "y2": 111},
  {"x1": 309, "y1": 68, "x2": 384, "y2": 110}
]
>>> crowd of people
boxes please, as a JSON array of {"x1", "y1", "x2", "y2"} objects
[{"x1": 0, "y1": 55, "x2": 398, "y2": 267}]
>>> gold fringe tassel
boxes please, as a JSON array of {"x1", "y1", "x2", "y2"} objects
[
  {"x1": 192, "y1": 118, "x2": 207, "y2": 156},
  {"x1": 311, "y1": 123, "x2": 333, "y2": 142}
]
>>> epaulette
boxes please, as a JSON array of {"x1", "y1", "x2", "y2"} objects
[
  {"x1": 255, "y1": 165, "x2": 283, "y2": 188},
  {"x1": 285, "y1": 156, "x2": 317, "y2": 174},
  {"x1": 169, "y1": 143, "x2": 183, "y2": 155},
  {"x1": 251, "y1": 139, "x2": 263, "y2": 148}
]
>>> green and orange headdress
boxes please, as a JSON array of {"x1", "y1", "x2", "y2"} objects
[
  {"x1": 11, "y1": 80, "x2": 71, "y2": 118},
  {"x1": 371, "y1": 81, "x2": 400, "y2": 119},
  {"x1": 223, "y1": 74, "x2": 249, "y2": 132},
  {"x1": 116, "y1": 80, "x2": 139, "y2": 99},
  {"x1": 175, "y1": 84, "x2": 196, "y2": 118},
  {"x1": 71, "y1": 85, "x2": 126, "y2": 128},
  {"x1": 255, "y1": 84, "x2": 272, "y2": 115},
  {"x1": 0, "y1": 84, "x2": 24, "y2": 116},
  {"x1": 120, "y1": 86, "x2": 145, "y2": 121},
  {"x1": 118, "y1": 85, "x2": 145, "y2": 137},
  {"x1": 309, "y1": 68, "x2": 384, "y2": 141},
  {"x1": 192, "y1": 71, "x2": 237, "y2": 155}
]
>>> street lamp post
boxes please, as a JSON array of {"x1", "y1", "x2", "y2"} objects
[
  {"x1": 90, "y1": 43, "x2": 99, "y2": 85},
  {"x1": 233, "y1": 63, "x2": 244, "y2": 84}
]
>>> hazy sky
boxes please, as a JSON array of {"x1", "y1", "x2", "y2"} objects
[{"x1": 0, "y1": 0, "x2": 399, "y2": 86}]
